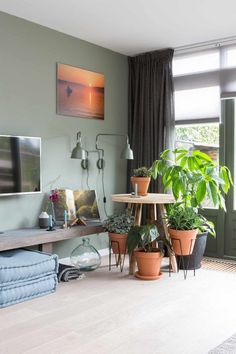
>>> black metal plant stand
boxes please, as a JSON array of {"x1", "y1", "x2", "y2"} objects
[
  {"x1": 109, "y1": 240, "x2": 126, "y2": 273},
  {"x1": 170, "y1": 237, "x2": 196, "y2": 280}
]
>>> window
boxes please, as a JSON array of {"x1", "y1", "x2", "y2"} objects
[
  {"x1": 173, "y1": 48, "x2": 225, "y2": 209},
  {"x1": 176, "y1": 123, "x2": 219, "y2": 162}
]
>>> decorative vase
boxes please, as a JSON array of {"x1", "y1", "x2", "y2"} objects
[
  {"x1": 70, "y1": 238, "x2": 101, "y2": 271},
  {"x1": 38, "y1": 211, "x2": 49, "y2": 229},
  {"x1": 168, "y1": 228, "x2": 198, "y2": 256},
  {"x1": 108, "y1": 233, "x2": 128, "y2": 254},
  {"x1": 130, "y1": 176, "x2": 151, "y2": 196},
  {"x1": 51, "y1": 202, "x2": 56, "y2": 226},
  {"x1": 134, "y1": 248, "x2": 163, "y2": 280}
]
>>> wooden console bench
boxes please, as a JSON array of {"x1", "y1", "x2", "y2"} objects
[{"x1": 0, "y1": 223, "x2": 104, "y2": 253}]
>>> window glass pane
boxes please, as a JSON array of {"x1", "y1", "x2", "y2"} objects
[
  {"x1": 173, "y1": 50, "x2": 219, "y2": 76},
  {"x1": 175, "y1": 86, "x2": 220, "y2": 120},
  {"x1": 176, "y1": 123, "x2": 220, "y2": 209}
]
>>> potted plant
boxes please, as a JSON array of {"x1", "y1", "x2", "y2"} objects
[
  {"x1": 130, "y1": 163, "x2": 160, "y2": 196},
  {"x1": 153, "y1": 148, "x2": 233, "y2": 268},
  {"x1": 167, "y1": 204, "x2": 215, "y2": 256},
  {"x1": 130, "y1": 166, "x2": 151, "y2": 196},
  {"x1": 127, "y1": 224, "x2": 173, "y2": 280},
  {"x1": 103, "y1": 211, "x2": 134, "y2": 255}
]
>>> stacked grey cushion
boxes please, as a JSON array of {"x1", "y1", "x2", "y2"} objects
[{"x1": 0, "y1": 249, "x2": 58, "y2": 308}]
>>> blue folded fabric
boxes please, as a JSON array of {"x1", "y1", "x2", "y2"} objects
[
  {"x1": 0, "y1": 249, "x2": 58, "y2": 286},
  {"x1": 0, "y1": 273, "x2": 57, "y2": 308}
]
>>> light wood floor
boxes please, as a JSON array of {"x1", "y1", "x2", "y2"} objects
[{"x1": 1, "y1": 257, "x2": 236, "y2": 354}]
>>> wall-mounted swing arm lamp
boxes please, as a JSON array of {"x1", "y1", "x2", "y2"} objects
[
  {"x1": 71, "y1": 131, "x2": 101, "y2": 169},
  {"x1": 71, "y1": 131, "x2": 134, "y2": 170},
  {"x1": 95, "y1": 133, "x2": 134, "y2": 169},
  {"x1": 71, "y1": 131, "x2": 86, "y2": 160}
]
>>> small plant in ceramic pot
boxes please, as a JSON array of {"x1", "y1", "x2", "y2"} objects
[
  {"x1": 127, "y1": 224, "x2": 173, "y2": 280},
  {"x1": 103, "y1": 211, "x2": 134, "y2": 255}
]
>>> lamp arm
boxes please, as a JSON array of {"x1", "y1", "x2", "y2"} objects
[
  {"x1": 86, "y1": 150, "x2": 101, "y2": 159},
  {"x1": 77, "y1": 131, "x2": 82, "y2": 143},
  {"x1": 95, "y1": 133, "x2": 129, "y2": 151}
]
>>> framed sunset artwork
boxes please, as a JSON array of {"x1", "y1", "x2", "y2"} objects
[{"x1": 57, "y1": 63, "x2": 104, "y2": 120}]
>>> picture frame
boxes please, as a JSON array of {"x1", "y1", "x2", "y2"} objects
[{"x1": 57, "y1": 63, "x2": 104, "y2": 120}]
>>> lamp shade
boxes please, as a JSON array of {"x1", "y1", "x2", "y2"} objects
[
  {"x1": 120, "y1": 143, "x2": 134, "y2": 160},
  {"x1": 71, "y1": 143, "x2": 86, "y2": 160}
]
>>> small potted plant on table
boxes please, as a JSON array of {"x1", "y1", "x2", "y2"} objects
[
  {"x1": 127, "y1": 224, "x2": 173, "y2": 280},
  {"x1": 130, "y1": 162, "x2": 160, "y2": 196},
  {"x1": 131, "y1": 166, "x2": 151, "y2": 196}
]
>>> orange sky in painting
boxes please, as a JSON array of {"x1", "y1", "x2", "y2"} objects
[{"x1": 57, "y1": 63, "x2": 104, "y2": 88}]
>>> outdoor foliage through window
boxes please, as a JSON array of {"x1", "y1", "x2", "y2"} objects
[{"x1": 175, "y1": 123, "x2": 220, "y2": 208}]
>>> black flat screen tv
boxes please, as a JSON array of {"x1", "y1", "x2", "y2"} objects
[{"x1": 0, "y1": 135, "x2": 41, "y2": 196}]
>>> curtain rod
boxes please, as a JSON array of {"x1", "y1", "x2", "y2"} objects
[{"x1": 175, "y1": 35, "x2": 236, "y2": 53}]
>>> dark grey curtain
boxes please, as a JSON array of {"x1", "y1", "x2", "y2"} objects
[{"x1": 127, "y1": 48, "x2": 175, "y2": 193}]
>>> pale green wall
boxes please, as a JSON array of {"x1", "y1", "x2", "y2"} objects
[{"x1": 0, "y1": 12, "x2": 128, "y2": 257}]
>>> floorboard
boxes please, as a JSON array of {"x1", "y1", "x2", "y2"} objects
[{"x1": 1, "y1": 257, "x2": 236, "y2": 354}]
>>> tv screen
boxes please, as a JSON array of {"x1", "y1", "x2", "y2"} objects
[{"x1": 0, "y1": 135, "x2": 41, "y2": 195}]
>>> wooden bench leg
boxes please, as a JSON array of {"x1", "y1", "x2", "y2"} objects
[{"x1": 41, "y1": 243, "x2": 53, "y2": 253}]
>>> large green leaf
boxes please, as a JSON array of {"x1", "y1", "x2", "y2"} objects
[
  {"x1": 160, "y1": 149, "x2": 170, "y2": 160},
  {"x1": 219, "y1": 193, "x2": 226, "y2": 212},
  {"x1": 220, "y1": 167, "x2": 229, "y2": 193},
  {"x1": 192, "y1": 150, "x2": 212, "y2": 162},
  {"x1": 187, "y1": 156, "x2": 195, "y2": 171},
  {"x1": 196, "y1": 180, "x2": 206, "y2": 204},
  {"x1": 176, "y1": 152, "x2": 187, "y2": 161},
  {"x1": 172, "y1": 176, "x2": 185, "y2": 200},
  {"x1": 225, "y1": 166, "x2": 234, "y2": 185},
  {"x1": 179, "y1": 156, "x2": 188, "y2": 168},
  {"x1": 127, "y1": 226, "x2": 141, "y2": 254},
  {"x1": 209, "y1": 181, "x2": 219, "y2": 206}
]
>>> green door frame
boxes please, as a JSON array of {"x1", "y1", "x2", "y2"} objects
[{"x1": 205, "y1": 99, "x2": 235, "y2": 259}]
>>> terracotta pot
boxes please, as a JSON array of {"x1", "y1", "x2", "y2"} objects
[
  {"x1": 131, "y1": 176, "x2": 151, "y2": 196},
  {"x1": 168, "y1": 228, "x2": 198, "y2": 256},
  {"x1": 177, "y1": 232, "x2": 208, "y2": 270},
  {"x1": 108, "y1": 233, "x2": 128, "y2": 254},
  {"x1": 134, "y1": 248, "x2": 163, "y2": 280}
]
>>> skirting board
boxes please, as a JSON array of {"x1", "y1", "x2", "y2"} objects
[{"x1": 59, "y1": 248, "x2": 109, "y2": 265}]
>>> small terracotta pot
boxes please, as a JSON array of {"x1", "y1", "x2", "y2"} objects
[
  {"x1": 131, "y1": 176, "x2": 151, "y2": 196},
  {"x1": 168, "y1": 228, "x2": 198, "y2": 256},
  {"x1": 134, "y1": 248, "x2": 162, "y2": 279},
  {"x1": 108, "y1": 233, "x2": 128, "y2": 254}
]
